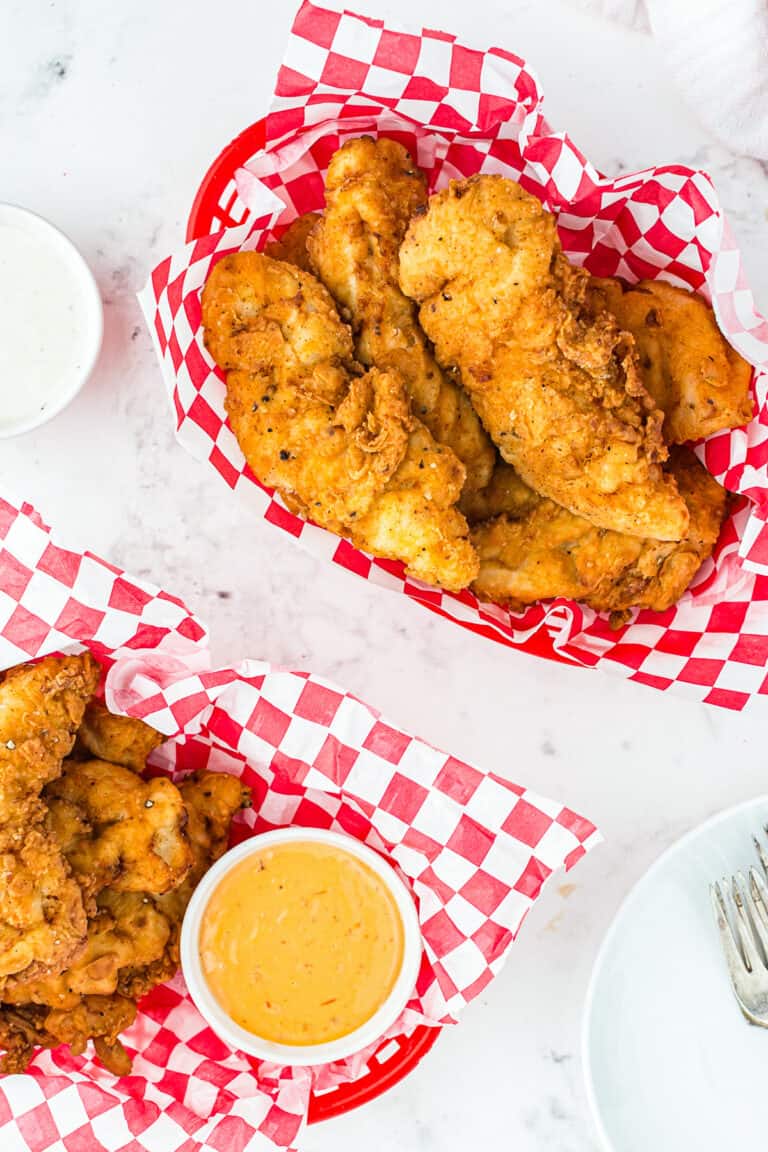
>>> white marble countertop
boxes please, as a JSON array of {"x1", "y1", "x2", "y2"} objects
[{"x1": 2, "y1": 1, "x2": 768, "y2": 1148}]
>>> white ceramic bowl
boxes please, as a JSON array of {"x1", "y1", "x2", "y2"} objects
[
  {"x1": 181, "y1": 827, "x2": 422, "y2": 1066},
  {"x1": 0, "y1": 204, "x2": 103, "y2": 437}
]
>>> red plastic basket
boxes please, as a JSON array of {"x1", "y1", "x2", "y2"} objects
[
  {"x1": 186, "y1": 119, "x2": 574, "y2": 671},
  {"x1": 187, "y1": 120, "x2": 267, "y2": 239},
  {"x1": 187, "y1": 121, "x2": 440, "y2": 1123}
]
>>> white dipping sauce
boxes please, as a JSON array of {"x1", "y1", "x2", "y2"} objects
[{"x1": 0, "y1": 208, "x2": 102, "y2": 436}]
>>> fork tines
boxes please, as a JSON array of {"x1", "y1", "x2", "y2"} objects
[
  {"x1": 711, "y1": 831, "x2": 768, "y2": 1026},
  {"x1": 752, "y1": 826, "x2": 768, "y2": 881}
]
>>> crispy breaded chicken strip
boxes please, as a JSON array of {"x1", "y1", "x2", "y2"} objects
[
  {"x1": 399, "y1": 175, "x2": 689, "y2": 541},
  {"x1": 0, "y1": 994, "x2": 137, "y2": 1075},
  {"x1": 178, "y1": 771, "x2": 251, "y2": 884},
  {"x1": 202, "y1": 251, "x2": 478, "y2": 590},
  {"x1": 0, "y1": 831, "x2": 87, "y2": 990},
  {"x1": 472, "y1": 449, "x2": 726, "y2": 622},
  {"x1": 467, "y1": 275, "x2": 752, "y2": 524},
  {"x1": 119, "y1": 771, "x2": 251, "y2": 1001},
  {"x1": 0, "y1": 655, "x2": 98, "y2": 985},
  {"x1": 265, "y1": 212, "x2": 320, "y2": 272},
  {"x1": 73, "y1": 703, "x2": 164, "y2": 772},
  {"x1": 0, "y1": 772, "x2": 250, "y2": 1074},
  {"x1": 49, "y1": 995, "x2": 138, "y2": 1075},
  {"x1": 307, "y1": 137, "x2": 495, "y2": 500},
  {"x1": 45, "y1": 759, "x2": 192, "y2": 902},
  {"x1": 587, "y1": 277, "x2": 754, "y2": 444},
  {"x1": 0, "y1": 654, "x2": 100, "y2": 838},
  {"x1": 1, "y1": 890, "x2": 171, "y2": 1009}
]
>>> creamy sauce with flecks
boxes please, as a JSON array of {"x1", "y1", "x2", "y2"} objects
[
  {"x1": 200, "y1": 840, "x2": 405, "y2": 1045},
  {"x1": 0, "y1": 222, "x2": 94, "y2": 432}
]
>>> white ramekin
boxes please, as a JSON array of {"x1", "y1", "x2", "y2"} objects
[
  {"x1": 180, "y1": 827, "x2": 422, "y2": 1066},
  {"x1": 0, "y1": 203, "x2": 103, "y2": 438}
]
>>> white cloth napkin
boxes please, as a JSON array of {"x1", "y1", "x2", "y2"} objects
[
  {"x1": 572, "y1": 0, "x2": 768, "y2": 159},
  {"x1": 646, "y1": 0, "x2": 768, "y2": 161}
]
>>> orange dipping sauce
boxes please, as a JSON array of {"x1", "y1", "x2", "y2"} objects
[{"x1": 199, "y1": 840, "x2": 405, "y2": 1045}]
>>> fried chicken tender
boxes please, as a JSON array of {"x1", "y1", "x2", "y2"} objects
[
  {"x1": 265, "y1": 212, "x2": 320, "y2": 272},
  {"x1": 466, "y1": 273, "x2": 748, "y2": 533},
  {"x1": 0, "y1": 655, "x2": 98, "y2": 986},
  {"x1": 1, "y1": 891, "x2": 171, "y2": 1009},
  {"x1": 0, "y1": 995, "x2": 137, "y2": 1076},
  {"x1": 45, "y1": 759, "x2": 192, "y2": 902},
  {"x1": 74, "y1": 702, "x2": 164, "y2": 772},
  {"x1": 0, "y1": 769, "x2": 250, "y2": 1074},
  {"x1": 119, "y1": 771, "x2": 251, "y2": 1001},
  {"x1": 0, "y1": 654, "x2": 100, "y2": 839},
  {"x1": 202, "y1": 250, "x2": 478, "y2": 590},
  {"x1": 307, "y1": 137, "x2": 495, "y2": 500},
  {"x1": 48, "y1": 996, "x2": 137, "y2": 1076},
  {"x1": 587, "y1": 277, "x2": 754, "y2": 444},
  {"x1": 399, "y1": 175, "x2": 689, "y2": 542},
  {"x1": 179, "y1": 770, "x2": 251, "y2": 878},
  {"x1": 0, "y1": 833, "x2": 87, "y2": 992},
  {"x1": 472, "y1": 449, "x2": 726, "y2": 622}
]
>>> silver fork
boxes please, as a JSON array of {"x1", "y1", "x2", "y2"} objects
[{"x1": 711, "y1": 829, "x2": 768, "y2": 1026}]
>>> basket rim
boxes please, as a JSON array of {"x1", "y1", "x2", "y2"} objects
[
  {"x1": 306, "y1": 1024, "x2": 441, "y2": 1123},
  {"x1": 187, "y1": 118, "x2": 267, "y2": 242}
]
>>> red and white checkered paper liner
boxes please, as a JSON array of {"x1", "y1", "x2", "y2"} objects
[
  {"x1": 0, "y1": 488, "x2": 598, "y2": 1151},
  {"x1": 138, "y1": 0, "x2": 768, "y2": 714}
]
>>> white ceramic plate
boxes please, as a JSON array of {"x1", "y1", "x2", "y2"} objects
[{"x1": 584, "y1": 795, "x2": 768, "y2": 1152}]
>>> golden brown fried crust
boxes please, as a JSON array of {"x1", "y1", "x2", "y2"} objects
[
  {"x1": 587, "y1": 277, "x2": 754, "y2": 444},
  {"x1": 48, "y1": 995, "x2": 137, "y2": 1074},
  {"x1": 0, "y1": 995, "x2": 137, "y2": 1075},
  {"x1": 0, "y1": 1005, "x2": 42, "y2": 1072},
  {"x1": 460, "y1": 458, "x2": 540, "y2": 524},
  {"x1": 178, "y1": 770, "x2": 251, "y2": 875},
  {"x1": 202, "y1": 250, "x2": 478, "y2": 590},
  {"x1": 0, "y1": 671, "x2": 251, "y2": 1077},
  {"x1": 265, "y1": 212, "x2": 321, "y2": 272},
  {"x1": 121, "y1": 771, "x2": 251, "y2": 1002},
  {"x1": 307, "y1": 137, "x2": 495, "y2": 498},
  {"x1": 0, "y1": 831, "x2": 89, "y2": 989},
  {"x1": 45, "y1": 759, "x2": 193, "y2": 902},
  {"x1": 74, "y1": 703, "x2": 164, "y2": 773},
  {"x1": 0, "y1": 654, "x2": 100, "y2": 831},
  {"x1": 0, "y1": 655, "x2": 98, "y2": 987},
  {"x1": 472, "y1": 502, "x2": 636, "y2": 611},
  {"x1": 399, "y1": 175, "x2": 689, "y2": 542},
  {"x1": 471, "y1": 448, "x2": 727, "y2": 619},
  {"x1": 1, "y1": 891, "x2": 172, "y2": 1009},
  {"x1": 46, "y1": 993, "x2": 137, "y2": 1051}
]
